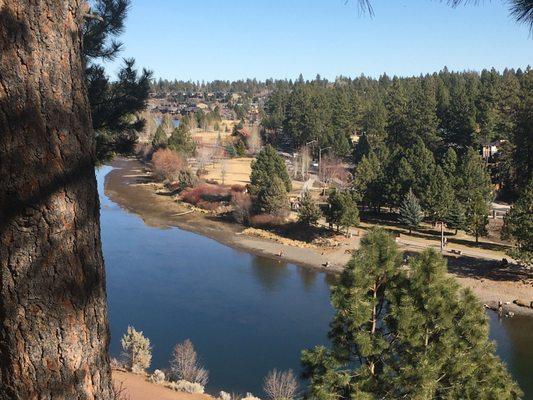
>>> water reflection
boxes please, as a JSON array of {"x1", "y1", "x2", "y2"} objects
[
  {"x1": 98, "y1": 166, "x2": 532, "y2": 398},
  {"x1": 251, "y1": 257, "x2": 290, "y2": 292}
]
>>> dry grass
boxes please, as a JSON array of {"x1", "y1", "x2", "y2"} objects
[{"x1": 204, "y1": 157, "x2": 253, "y2": 186}]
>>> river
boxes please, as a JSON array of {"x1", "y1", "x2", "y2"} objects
[{"x1": 97, "y1": 166, "x2": 533, "y2": 398}]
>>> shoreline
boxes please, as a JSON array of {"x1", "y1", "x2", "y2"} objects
[{"x1": 103, "y1": 157, "x2": 533, "y2": 317}]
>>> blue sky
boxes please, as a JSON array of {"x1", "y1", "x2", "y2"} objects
[{"x1": 103, "y1": 0, "x2": 532, "y2": 81}]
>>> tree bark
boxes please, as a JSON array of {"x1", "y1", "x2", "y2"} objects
[{"x1": 0, "y1": 1, "x2": 113, "y2": 399}]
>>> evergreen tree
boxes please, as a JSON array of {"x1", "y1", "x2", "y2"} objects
[
  {"x1": 445, "y1": 199, "x2": 466, "y2": 235},
  {"x1": 151, "y1": 124, "x2": 168, "y2": 147},
  {"x1": 168, "y1": 124, "x2": 196, "y2": 156},
  {"x1": 512, "y1": 69, "x2": 533, "y2": 192},
  {"x1": 235, "y1": 140, "x2": 247, "y2": 157},
  {"x1": 298, "y1": 191, "x2": 322, "y2": 227},
  {"x1": 424, "y1": 166, "x2": 454, "y2": 224},
  {"x1": 326, "y1": 190, "x2": 359, "y2": 233},
  {"x1": 457, "y1": 147, "x2": 493, "y2": 205},
  {"x1": 259, "y1": 176, "x2": 290, "y2": 216},
  {"x1": 387, "y1": 250, "x2": 521, "y2": 399},
  {"x1": 502, "y1": 180, "x2": 533, "y2": 266},
  {"x1": 302, "y1": 229, "x2": 402, "y2": 399},
  {"x1": 160, "y1": 114, "x2": 174, "y2": 135},
  {"x1": 250, "y1": 145, "x2": 291, "y2": 195},
  {"x1": 302, "y1": 234, "x2": 522, "y2": 400},
  {"x1": 441, "y1": 147, "x2": 458, "y2": 185},
  {"x1": 399, "y1": 189, "x2": 423, "y2": 234},
  {"x1": 84, "y1": 0, "x2": 151, "y2": 161},
  {"x1": 465, "y1": 194, "x2": 489, "y2": 243}
]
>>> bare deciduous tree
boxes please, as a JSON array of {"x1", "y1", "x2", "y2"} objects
[
  {"x1": 170, "y1": 339, "x2": 209, "y2": 386},
  {"x1": 197, "y1": 146, "x2": 215, "y2": 173},
  {"x1": 220, "y1": 159, "x2": 228, "y2": 185},
  {"x1": 263, "y1": 369, "x2": 298, "y2": 400},
  {"x1": 247, "y1": 124, "x2": 262, "y2": 154},
  {"x1": 319, "y1": 154, "x2": 350, "y2": 187}
]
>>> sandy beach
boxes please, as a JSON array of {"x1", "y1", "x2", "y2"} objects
[
  {"x1": 104, "y1": 157, "x2": 533, "y2": 317},
  {"x1": 113, "y1": 370, "x2": 213, "y2": 400}
]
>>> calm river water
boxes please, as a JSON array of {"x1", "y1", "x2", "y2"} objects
[{"x1": 97, "y1": 166, "x2": 533, "y2": 398}]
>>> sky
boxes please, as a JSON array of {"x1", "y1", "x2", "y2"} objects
[{"x1": 103, "y1": 0, "x2": 532, "y2": 81}]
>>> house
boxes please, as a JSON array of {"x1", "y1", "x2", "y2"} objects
[{"x1": 482, "y1": 140, "x2": 506, "y2": 160}]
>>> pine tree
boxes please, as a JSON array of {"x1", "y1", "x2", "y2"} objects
[
  {"x1": 441, "y1": 147, "x2": 458, "y2": 186},
  {"x1": 502, "y1": 179, "x2": 533, "y2": 266},
  {"x1": 260, "y1": 176, "x2": 290, "y2": 216},
  {"x1": 302, "y1": 234, "x2": 522, "y2": 400},
  {"x1": 387, "y1": 249, "x2": 521, "y2": 399},
  {"x1": 326, "y1": 190, "x2": 359, "y2": 233},
  {"x1": 457, "y1": 147, "x2": 493, "y2": 204},
  {"x1": 399, "y1": 189, "x2": 423, "y2": 234},
  {"x1": 250, "y1": 145, "x2": 292, "y2": 195},
  {"x1": 84, "y1": 0, "x2": 151, "y2": 161},
  {"x1": 465, "y1": 194, "x2": 489, "y2": 243},
  {"x1": 445, "y1": 199, "x2": 466, "y2": 235},
  {"x1": 168, "y1": 125, "x2": 196, "y2": 156},
  {"x1": 298, "y1": 191, "x2": 322, "y2": 227},
  {"x1": 424, "y1": 166, "x2": 454, "y2": 224},
  {"x1": 302, "y1": 229, "x2": 402, "y2": 398},
  {"x1": 151, "y1": 124, "x2": 168, "y2": 147},
  {"x1": 0, "y1": 2, "x2": 115, "y2": 397},
  {"x1": 160, "y1": 114, "x2": 175, "y2": 135}
]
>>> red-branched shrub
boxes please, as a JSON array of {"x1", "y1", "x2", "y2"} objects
[
  {"x1": 231, "y1": 192, "x2": 252, "y2": 224},
  {"x1": 250, "y1": 213, "x2": 285, "y2": 227},
  {"x1": 230, "y1": 184, "x2": 247, "y2": 193},
  {"x1": 152, "y1": 148, "x2": 187, "y2": 182},
  {"x1": 180, "y1": 184, "x2": 231, "y2": 206}
]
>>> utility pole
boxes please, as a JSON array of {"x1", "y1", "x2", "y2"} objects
[{"x1": 440, "y1": 221, "x2": 445, "y2": 253}]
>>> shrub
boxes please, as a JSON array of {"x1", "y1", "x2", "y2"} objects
[
  {"x1": 149, "y1": 369, "x2": 166, "y2": 384},
  {"x1": 231, "y1": 184, "x2": 247, "y2": 193},
  {"x1": 152, "y1": 148, "x2": 187, "y2": 182},
  {"x1": 165, "y1": 380, "x2": 205, "y2": 394},
  {"x1": 120, "y1": 326, "x2": 152, "y2": 374},
  {"x1": 196, "y1": 200, "x2": 221, "y2": 211},
  {"x1": 232, "y1": 192, "x2": 252, "y2": 225},
  {"x1": 218, "y1": 391, "x2": 232, "y2": 400},
  {"x1": 110, "y1": 357, "x2": 124, "y2": 370},
  {"x1": 263, "y1": 369, "x2": 298, "y2": 400},
  {"x1": 113, "y1": 382, "x2": 131, "y2": 400},
  {"x1": 180, "y1": 184, "x2": 231, "y2": 206},
  {"x1": 169, "y1": 339, "x2": 209, "y2": 386}
]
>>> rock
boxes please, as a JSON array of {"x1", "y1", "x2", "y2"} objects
[{"x1": 513, "y1": 299, "x2": 533, "y2": 308}]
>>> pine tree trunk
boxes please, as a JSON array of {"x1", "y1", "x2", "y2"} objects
[{"x1": 0, "y1": 1, "x2": 113, "y2": 399}]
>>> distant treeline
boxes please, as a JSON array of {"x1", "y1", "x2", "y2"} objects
[
  {"x1": 261, "y1": 67, "x2": 532, "y2": 200},
  {"x1": 152, "y1": 77, "x2": 288, "y2": 95}
]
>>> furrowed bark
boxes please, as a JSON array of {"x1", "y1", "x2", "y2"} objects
[{"x1": 0, "y1": 1, "x2": 113, "y2": 398}]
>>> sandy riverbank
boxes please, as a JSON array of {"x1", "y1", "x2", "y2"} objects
[
  {"x1": 103, "y1": 157, "x2": 533, "y2": 316},
  {"x1": 113, "y1": 370, "x2": 213, "y2": 400}
]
